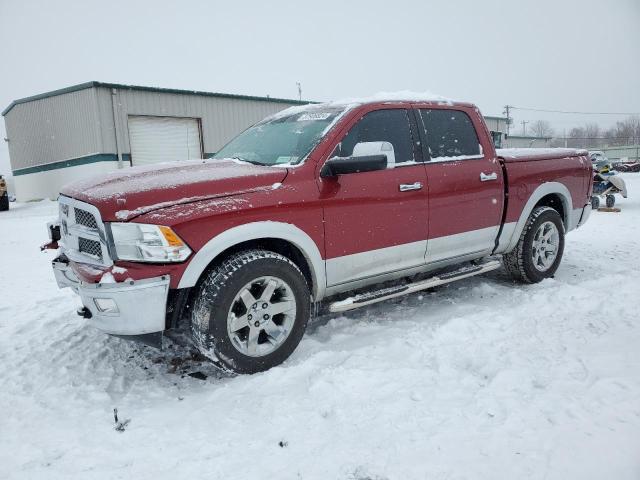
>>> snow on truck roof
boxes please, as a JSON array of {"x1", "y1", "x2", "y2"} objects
[{"x1": 267, "y1": 91, "x2": 466, "y2": 121}]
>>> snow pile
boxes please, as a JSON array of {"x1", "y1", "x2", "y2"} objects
[{"x1": 1, "y1": 177, "x2": 640, "y2": 479}]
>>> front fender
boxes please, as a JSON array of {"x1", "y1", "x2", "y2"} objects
[{"x1": 176, "y1": 221, "x2": 326, "y2": 300}]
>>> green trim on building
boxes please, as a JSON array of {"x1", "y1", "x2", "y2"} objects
[
  {"x1": 506, "y1": 135, "x2": 552, "y2": 140},
  {"x1": 2, "y1": 81, "x2": 314, "y2": 116},
  {"x1": 12, "y1": 153, "x2": 121, "y2": 176}
]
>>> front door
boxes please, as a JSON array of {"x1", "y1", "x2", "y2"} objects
[
  {"x1": 416, "y1": 107, "x2": 504, "y2": 264},
  {"x1": 319, "y1": 108, "x2": 429, "y2": 287}
]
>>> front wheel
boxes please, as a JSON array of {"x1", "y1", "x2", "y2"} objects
[
  {"x1": 591, "y1": 196, "x2": 600, "y2": 210},
  {"x1": 191, "y1": 249, "x2": 310, "y2": 374},
  {"x1": 0, "y1": 194, "x2": 8, "y2": 211},
  {"x1": 504, "y1": 206, "x2": 565, "y2": 284}
]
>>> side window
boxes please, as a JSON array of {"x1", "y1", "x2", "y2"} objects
[
  {"x1": 419, "y1": 109, "x2": 481, "y2": 160},
  {"x1": 339, "y1": 109, "x2": 415, "y2": 165}
]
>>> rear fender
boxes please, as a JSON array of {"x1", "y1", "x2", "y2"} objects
[{"x1": 497, "y1": 182, "x2": 573, "y2": 254}]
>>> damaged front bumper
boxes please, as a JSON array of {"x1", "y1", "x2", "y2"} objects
[{"x1": 52, "y1": 256, "x2": 169, "y2": 347}]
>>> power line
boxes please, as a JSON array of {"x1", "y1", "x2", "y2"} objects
[
  {"x1": 511, "y1": 106, "x2": 640, "y2": 116},
  {"x1": 555, "y1": 137, "x2": 637, "y2": 140}
]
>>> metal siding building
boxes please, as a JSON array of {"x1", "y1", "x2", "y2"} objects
[
  {"x1": 483, "y1": 115, "x2": 508, "y2": 135},
  {"x1": 504, "y1": 135, "x2": 552, "y2": 148},
  {"x1": 4, "y1": 83, "x2": 514, "y2": 201},
  {"x1": 3, "y1": 82, "x2": 307, "y2": 201}
]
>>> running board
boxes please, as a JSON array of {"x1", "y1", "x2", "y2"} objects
[{"x1": 328, "y1": 260, "x2": 502, "y2": 313}]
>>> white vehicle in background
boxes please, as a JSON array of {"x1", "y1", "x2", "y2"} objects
[
  {"x1": 589, "y1": 151, "x2": 611, "y2": 170},
  {"x1": 589, "y1": 151, "x2": 628, "y2": 209}
]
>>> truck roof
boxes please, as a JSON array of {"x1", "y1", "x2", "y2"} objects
[
  {"x1": 315, "y1": 91, "x2": 472, "y2": 109},
  {"x1": 267, "y1": 93, "x2": 475, "y2": 122}
]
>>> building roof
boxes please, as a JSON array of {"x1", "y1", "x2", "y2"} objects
[
  {"x1": 484, "y1": 115, "x2": 508, "y2": 121},
  {"x1": 2, "y1": 81, "x2": 311, "y2": 116}
]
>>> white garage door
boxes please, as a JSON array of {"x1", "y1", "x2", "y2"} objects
[{"x1": 128, "y1": 116, "x2": 202, "y2": 166}]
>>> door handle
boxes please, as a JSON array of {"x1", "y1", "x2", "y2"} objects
[
  {"x1": 399, "y1": 182, "x2": 423, "y2": 192},
  {"x1": 480, "y1": 172, "x2": 498, "y2": 182}
]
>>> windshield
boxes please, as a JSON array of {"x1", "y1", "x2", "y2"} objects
[{"x1": 213, "y1": 107, "x2": 344, "y2": 166}]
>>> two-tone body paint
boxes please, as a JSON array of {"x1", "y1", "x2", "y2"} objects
[{"x1": 59, "y1": 100, "x2": 593, "y2": 302}]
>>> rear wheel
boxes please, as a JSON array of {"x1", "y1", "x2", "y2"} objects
[
  {"x1": 606, "y1": 194, "x2": 615, "y2": 208},
  {"x1": 191, "y1": 249, "x2": 310, "y2": 374},
  {"x1": 504, "y1": 206, "x2": 565, "y2": 284}
]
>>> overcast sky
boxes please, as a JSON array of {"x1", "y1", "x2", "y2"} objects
[{"x1": 1, "y1": 0, "x2": 639, "y2": 174}]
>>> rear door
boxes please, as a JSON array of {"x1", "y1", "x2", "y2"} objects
[
  {"x1": 320, "y1": 107, "x2": 429, "y2": 287},
  {"x1": 416, "y1": 107, "x2": 504, "y2": 264}
]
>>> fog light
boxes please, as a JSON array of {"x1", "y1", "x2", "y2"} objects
[{"x1": 94, "y1": 298, "x2": 119, "y2": 314}]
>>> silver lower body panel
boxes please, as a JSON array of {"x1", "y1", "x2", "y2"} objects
[{"x1": 52, "y1": 257, "x2": 169, "y2": 336}]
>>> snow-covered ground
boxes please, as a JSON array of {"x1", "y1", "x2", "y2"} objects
[{"x1": 1, "y1": 175, "x2": 640, "y2": 480}]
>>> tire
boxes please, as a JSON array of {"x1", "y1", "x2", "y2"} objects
[
  {"x1": 591, "y1": 196, "x2": 600, "y2": 210},
  {"x1": 191, "y1": 249, "x2": 311, "y2": 374},
  {"x1": 0, "y1": 194, "x2": 8, "y2": 212},
  {"x1": 606, "y1": 194, "x2": 615, "y2": 208},
  {"x1": 503, "y1": 206, "x2": 565, "y2": 284}
]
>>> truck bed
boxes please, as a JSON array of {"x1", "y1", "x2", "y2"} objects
[{"x1": 497, "y1": 148, "x2": 588, "y2": 162}]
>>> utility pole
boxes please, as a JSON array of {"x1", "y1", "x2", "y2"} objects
[
  {"x1": 521, "y1": 120, "x2": 529, "y2": 136},
  {"x1": 296, "y1": 82, "x2": 302, "y2": 101},
  {"x1": 503, "y1": 105, "x2": 513, "y2": 136}
]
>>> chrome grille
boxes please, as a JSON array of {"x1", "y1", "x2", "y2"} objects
[
  {"x1": 58, "y1": 195, "x2": 112, "y2": 267},
  {"x1": 78, "y1": 238, "x2": 103, "y2": 261},
  {"x1": 74, "y1": 207, "x2": 98, "y2": 229}
]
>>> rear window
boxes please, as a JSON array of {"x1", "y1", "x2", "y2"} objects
[{"x1": 419, "y1": 109, "x2": 481, "y2": 160}]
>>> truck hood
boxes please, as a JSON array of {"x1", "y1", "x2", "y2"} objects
[{"x1": 60, "y1": 159, "x2": 288, "y2": 221}]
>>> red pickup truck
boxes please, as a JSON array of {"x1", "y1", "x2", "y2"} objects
[{"x1": 45, "y1": 96, "x2": 593, "y2": 373}]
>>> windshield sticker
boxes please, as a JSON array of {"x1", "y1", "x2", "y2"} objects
[
  {"x1": 297, "y1": 112, "x2": 332, "y2": 121},
  {"x1": 276, "y1": 156, "x2": 298, "y2": 164}
]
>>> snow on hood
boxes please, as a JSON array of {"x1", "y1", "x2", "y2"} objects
[{"x1": 60, "y1": 159, "x2": 288, "y2": 221}]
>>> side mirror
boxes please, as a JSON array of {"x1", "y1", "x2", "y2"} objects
[
  {"x1": 320, "y1": 141, "x2": 392, "y2": 177},
  {"x1": 352, "y1": 141, "x2": 395, "y2": 167},
  {"x1": 321, "y1": 155, "x2": 387, "y2": 177}
]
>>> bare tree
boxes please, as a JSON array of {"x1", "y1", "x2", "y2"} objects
[
  {"x1": 567, "y1": 127, "x2": 586, "y2": 149},
  {"x1": 530, "y1": 120, "x2": 554, "y2": 138},
  {"x1": 604, "y1": 116, "x2": 640, "y2": 146},
  {"x1": 584, "y1": 123, "x2": 601, "y2": 148}
]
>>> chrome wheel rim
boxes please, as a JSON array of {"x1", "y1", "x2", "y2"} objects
[
  {"x1": 532, "y1": 221, "x2": 559, "y2": 272},
  {"x1": 227, "y1": 276, "x2": 297, "y2": 357}
]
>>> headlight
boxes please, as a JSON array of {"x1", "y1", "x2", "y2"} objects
[{"x1": 109, "y1": 223, "x2": 192, "y2": 263}]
